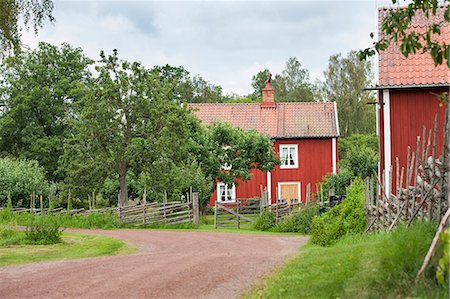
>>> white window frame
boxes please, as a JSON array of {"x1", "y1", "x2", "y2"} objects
[
  {"x1": 279, "y1": 144, "x2": 298, "y2": 169},
  {"x1": 216, "y1": 183, "x2": 236, "y2": 203},
  {"x1": 277, "y1": 182, "x2": 301, "y2": 203}
]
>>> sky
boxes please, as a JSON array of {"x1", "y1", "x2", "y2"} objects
[{"x1": 22, "y1": 0, "x2": 392, "y2": 95}]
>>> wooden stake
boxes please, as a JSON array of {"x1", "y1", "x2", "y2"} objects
[{"x1": 40, "y1": 195, "x2": 43, "y2": 215}]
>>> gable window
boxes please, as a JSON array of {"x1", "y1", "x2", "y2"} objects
[
  {"x1": 217, "y1": 183, "x2": 236, "y2": 202},
  {"x1": 280, "y1": 144, "x2": 298, "y2": 169}
]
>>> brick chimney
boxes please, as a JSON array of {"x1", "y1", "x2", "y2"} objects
[{"x1": 261, "y1": 72, "x2": 276, "y2": 108}]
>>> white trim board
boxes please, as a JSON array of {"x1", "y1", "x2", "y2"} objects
[
  {"x1": 332, "y1": 138, "x2": 337, "y2": 174},
  {"x1": 382, "y1": 89, "x2": 391, "y2": 196}
]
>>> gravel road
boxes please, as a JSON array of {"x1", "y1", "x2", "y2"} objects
[{"x1": 0, "y1": 229, "x2": 307, "y2": 299}]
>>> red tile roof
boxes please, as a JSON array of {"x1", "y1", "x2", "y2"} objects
[
  {"x1": 378, "y1": 6, "x2": 450, "y2": 87},
  {"x1": 189, "y1": 102, "x2": 339, "y2": 139}
]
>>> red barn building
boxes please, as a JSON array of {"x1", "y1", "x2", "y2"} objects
[
  {"x1": 190, "y1": 80, "x2": 339, "y2": 206},
  {"x1": 376, "y1": 7, "x2": 450, "y2": 194}
]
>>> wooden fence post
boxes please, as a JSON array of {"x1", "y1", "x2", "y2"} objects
[
  {"x1": 236, "y1": 199, "x2": 240, "y2": 229},
  {"x1": 192, "y1": 192, "x2": 199, "y2": 226},
  {"x1": 40, "y1": 195, "x2": 43, "y2": 215},
  {"x1": 214, "y1": 201, "x2": 218, "y2": 229}
]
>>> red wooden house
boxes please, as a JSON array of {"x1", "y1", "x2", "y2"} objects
[
  {"x1": 375, "y1": 7, "x2": 449, "y2": 194},
  {"x1": 190, "y1": 80, "x2": 339, "y2": 206}
]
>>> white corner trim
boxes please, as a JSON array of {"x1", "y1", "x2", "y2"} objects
[
  {"x1": 333, "y1": 101, "x2": 340, "y2": 136},
  {"x1": 277, "y1": 182, "x2": 301, "y2": 204},
  {"x1": 267, "y1": 171, "x2": 272, "y2": 203},
  {"x1": 332, "y1": 138, "x2": 337, "y2": 174},
  {"x1": 382, "y1": 89, "x2": 391, "y2": 196}
]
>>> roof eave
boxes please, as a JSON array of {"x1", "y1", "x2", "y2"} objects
[{"x1": 365, "y1": 83, "x2": 450, "y2": 90}]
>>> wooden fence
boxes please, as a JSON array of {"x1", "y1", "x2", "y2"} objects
[
  {"x1": 366, "y1": 113, "x2": 449, "y2": 231},
  {"x1": 214, "y1": 198, "x2": 260, "y2": 229}
]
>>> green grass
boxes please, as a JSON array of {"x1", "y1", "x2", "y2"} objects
[
  {"x1": 245, "y1": 221, "x2": 448, "y2": 299},
  {"x1": 0, "y1": 232, "x2": 134, "y2": 267}
]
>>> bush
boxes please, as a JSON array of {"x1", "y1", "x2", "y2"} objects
[
  {"x1": 24, "y1": 221, "x2": 63, "y2": 245},
  {"x1": 254, "y1": 209, "x2": 276, "y2": 231},
  {"x1": 273, "y1": 204, "x2": 319, "y2": 233},
  {"x1": 320, "y1": 168, "x2": 355, "y2": 197},
  {"x1": 311, "y1": 178, "x2": 366, "y2": 246},
  {"x1": 0, "y1": 158, "x2": 49, "y2": 208},
  {"x1": 0, "y1": 224, "x2": 23, "y2": 245}
]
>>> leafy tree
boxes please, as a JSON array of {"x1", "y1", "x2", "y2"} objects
[
  {"x1": 63, "y1": 50, "x2": 205, "y2": 206},
  {"x1": 273, "y1": 57, "x2": 315, "y2": 102},
  {"x1": 339, "y1": 134, "x2": 379, "y2": 161},
  {"x1": 0, "y1": 0, "x2": 54, "y2": 57},
  {"x1": 360, "y1": 0, "x2": 449, "y2": 67},
  {"x1": 320, "y1": 51, "x2": 376, "y2": 137},
  {"x1": 0, "y1": 42, "x2": 92, "y2": 181},
  {"x1": 0, "y1": 157, "x2": 49, "y2": 207},
  {"x1": 194, "y1": 122, "x2": 279, "y2": 206},
  {"x1": 251, "y1": 58, "x2": 315, "y2": 102}
]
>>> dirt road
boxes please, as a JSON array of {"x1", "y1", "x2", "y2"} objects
[{"x1": 0, "y1": 229, "x2": 307, "y2": 298}]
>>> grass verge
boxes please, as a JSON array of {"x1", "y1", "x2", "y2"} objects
[
  {"x1": 245, "y1": 221, "x2": 448, "y2": 299},
  {"x1": 0, "y1": 232, "x2": 133, "y2": 267}
]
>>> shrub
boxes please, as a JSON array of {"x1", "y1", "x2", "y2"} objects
[
  {"x1": 320, "y1": 168, "x2": 354, "y2": 198},
  {"x1": 0, "y1": 224, "x2": 23, "y2": 245},
  {"x1": 254, "y1": 209, "x2": 276, "y2": 231},
  {"x1": 273, "y1": 204, "x2": 319, "y2": 234},
  {"x1": 25, "y1": 221, "x2": 63, "y2": 245},
  {"x1": 0, "y1": 158, "x2": 49, "y2": 208},
  {"x1": 311, "y1": 178, "x2": 366, "y2": 246}
]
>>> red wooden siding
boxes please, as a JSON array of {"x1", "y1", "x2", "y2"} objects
[
  {"x1": 208, "y1": 138, "x2": 335, "y2": 206},
  {"x1": 379, "y1": 87, "x2": 447, "y2": 187}
]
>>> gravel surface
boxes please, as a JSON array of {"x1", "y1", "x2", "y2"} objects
[{"x1": 0, "y1": 229, "x2": 307, "y2": 299}]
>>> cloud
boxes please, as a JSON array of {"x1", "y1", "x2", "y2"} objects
[{"x1": 22, "y1": 0, "x2": 389, "y2": 95}]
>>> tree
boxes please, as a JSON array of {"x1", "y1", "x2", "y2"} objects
[
  {"x1": 360, "y1": 0, "x2": 449, "y2": 67},
  {"x1": 273, "y1": 57, "x2": 315, "y2": 102},
  {"x1": 0, "y1": 42, "x2": 92, "y2": 181},
  {"x1": 0, "y1": 0, "x2": 54, "y2": 57},
  {"x1": 250, "y1": 58, "x2": 315, "y2": 102},
  {"x1": 63, "y1": 50, "x2": 205, "y2": 206},
  {"x1": 194, "y1": 122, "x2": 279, "y2": 207},
  {"x1": 320, "y1": 51, "x2": 376, "y2": 137}
]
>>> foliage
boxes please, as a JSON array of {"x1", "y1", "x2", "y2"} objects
[
  {"x1": 320, "y1": 168, "x2": 354, "y2": 198},
  {"x1": 194, "y1": 122, "x2": 278, "y2": 203},
  {"x1": 436, "y1": 227, "x2": 450, "y2": 285},
  {"x1": 0, "y1": 42, "x2": 92, "y2": 181},
  {"x1": 0, "y1": 0, "x2": 54, "y2": 57},
  {"x1": 246, "y1": 221, "x2": 444, "y2": 299},
  {"x1": 311, "y1": 178, "x2": 366, "y2": 246},
  {"x1": 251, "y1": 57, "x2": 316, "y2": 102},
  {"x1": 0, "y1": 232, "x2": 130, "y2": 267},
  {"x1": 0, "y1": 224, "x2": 23, "y2": 245},
  {"x1": 360, "y1": 0, "x2": 450, "y2": 67},
  {"x1": 0, "y1": 158, "x2": 49, "y2": 207},
  {"x1": 338, "y1": 134, "x2": 379, "y2": 161},
  {"x1": 24, "y1": 221, "x2": 62, "y2": 245},
  {"x1": 272, "y1": 204, "x2": 319, "y2": 234},
  {"x1": 61, "y1": 49, "x2": 205, "y2": 206},
  {"x1": 320, "y1": 51, "x2": 376, "y2": 137},
  {"x1": 254, "y1": 209, "x2": 276, "y2": 231},
  {"x1": 345, "y1": 146, "x2": 378, "y2": 179}
]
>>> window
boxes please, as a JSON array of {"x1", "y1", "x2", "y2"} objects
[
  {"x1": 280, "y1": 144, "x2": 298, "y2": 168},
  {"x1": 217, "y1": 183, "x2": 236, "y2": 202}
]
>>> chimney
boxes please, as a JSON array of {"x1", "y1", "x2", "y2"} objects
[{"x1": 261, "y1": 72, "x2": 276, "y2": 108}]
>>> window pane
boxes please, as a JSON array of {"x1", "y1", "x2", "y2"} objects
[
  {"x1": 220, "y1": 185, "x2": 225, "y2": 201},
  {"x1": 226, "y1": 187, "x2": 232, "y2": 201},
  {"x1": 281, "y1": 147, "x2": 288, "y2": 165}
]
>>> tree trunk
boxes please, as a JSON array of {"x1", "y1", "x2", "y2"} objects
[{"x1": 118, "y1": 160, "x2": 128, "y2": 207}]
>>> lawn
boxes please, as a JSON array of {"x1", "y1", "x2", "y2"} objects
[
  {"x1": 245, "y1": 222, "x2": 448, "y2": 299},
  {"x1": 0, "y1": 232, "x2": 134, "y2": 267}
]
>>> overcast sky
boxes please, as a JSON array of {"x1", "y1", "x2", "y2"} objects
[{"x1": 22, "y1": 0, "x2": 391, "y2": 95}]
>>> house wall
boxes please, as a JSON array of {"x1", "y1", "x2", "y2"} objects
[
  {"x1": 208, "y1": 137, "x2": 336, "y2": 206},
  {"x1": 378, "y1": 87, "x2": 447, "y2": 189}
]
